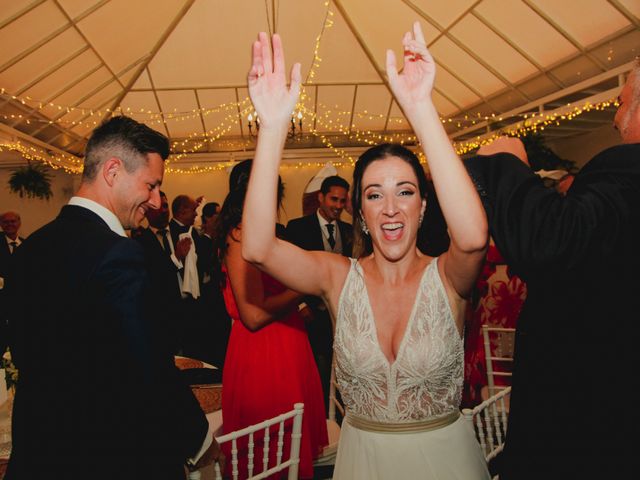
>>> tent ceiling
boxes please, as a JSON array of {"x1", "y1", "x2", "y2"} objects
[{"x1": 0, "y1": 0, "x2": 638, "y2": 167}]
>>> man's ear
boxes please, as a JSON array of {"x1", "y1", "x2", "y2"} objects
[
  {"x1": 317, "y1": 191, "x2": 324, "y2": 203},
  {"x1": 103, "y1": 157, "x2": 122, "y2": 186}
]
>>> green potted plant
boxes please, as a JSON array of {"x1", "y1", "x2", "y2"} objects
[{"x1": 8, "y1": 162, "x2": 53, "y2": 200}]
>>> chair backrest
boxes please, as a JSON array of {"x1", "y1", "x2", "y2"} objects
[
  {"x1": 462, "y1": 387, "x2": 511, "y2": 464},
  {"x1": 212, "y1": 403, "x2": 304, "y2": 480},
  {"x1": 482, "y1": 325, "x2": 515, "y2": 398}
]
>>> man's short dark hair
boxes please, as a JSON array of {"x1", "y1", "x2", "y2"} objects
[
  {"x1": 82, "y1": 115, "x2": 170, "y2": 181},
  {"x1": 171, "y1": 195, "x2": 193, "y2": 217},
  {"x1": 320, "y1": 175, "x2": 349, "y2": 194},
  {"x1": 202, "y1": 202, "x2": 220, "y2": 220}
]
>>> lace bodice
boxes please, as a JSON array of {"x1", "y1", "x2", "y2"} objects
[{"x1": 334, "y1": 257, "x2": 463, "y2": 422}]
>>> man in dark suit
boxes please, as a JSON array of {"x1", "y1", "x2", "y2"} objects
[
  {"x1": 463, "y1": 62, "x2": 640, "y2": 479},
  {"x1": 0, "y1": 211, "x2": 25, "y2": 287},
  {"x1": 168, "y1": 194, "x2": 213, "y2": 361},
  {"x1": 169, "y1": 194, "x2": 200, "y2": 250},
  {"x1": 286, "y1": 176, "x2": 353, "y2": 256},
  {"x1": 0, "y1": 211, "x2": 25, "y2": 355},
  {"x1": 132, "y1": 191, "x2": 184, "y2": 356},
  {"x1": 286, "y1": 175, "x2": 353, "y2": 412},
  {"x1": 5, "y1": 116, "x2": 221, "y2": 480},
  {"x1": 199, "y1": 202, "x2": 231, "y2": 369}
]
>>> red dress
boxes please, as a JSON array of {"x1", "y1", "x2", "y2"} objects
[{"x1": 221, "y1": 269, "x2": 328, "y2": 479}]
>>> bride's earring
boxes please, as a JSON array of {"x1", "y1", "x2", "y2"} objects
[
  {"x1": 418, "y1": 211, "x2": 424, "y2": 227},
  {"x1": 360, "y1": 214, "x2": 369, "y2": 235}
]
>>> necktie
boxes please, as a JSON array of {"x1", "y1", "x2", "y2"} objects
[
  {"x1": 9, "y1": 241, "x2": 17, "y2": 254},
  {"x1": 326, "y1": 224, "x2": 336, "y2": 250},
  {"x1": 158, "y1": 229, "x2": 171, "y2": 252}
]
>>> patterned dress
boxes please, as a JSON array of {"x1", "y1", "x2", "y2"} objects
[{"x1": 333, "y1": 257, "x2": 489, "y2": 479}]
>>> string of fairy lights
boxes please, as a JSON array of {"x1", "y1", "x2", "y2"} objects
[{"x1": 0, "y1": 0, "x2": 621, "y2": 175}]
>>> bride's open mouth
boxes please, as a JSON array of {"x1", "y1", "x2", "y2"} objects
[{"x1": 381, "y1": 222, "x2": 404, "y2": 240}]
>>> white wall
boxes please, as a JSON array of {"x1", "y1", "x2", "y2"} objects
[{"x1": 0, "y1": 167, "x2": 77, "y2": 237}]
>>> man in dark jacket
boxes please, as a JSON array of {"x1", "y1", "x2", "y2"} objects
[
  {"x1": 0, "y1": 211, "x2": 25, "y2": 355},
  {"x1": 464, "y1": 61, "x2": 640, "y2": 479},
  {"x1": 133, "y1": 191, "x2": 184, "y2": 356},
  {"x1": 286, "y1": 175, "x2": 353, "y2": 413}
]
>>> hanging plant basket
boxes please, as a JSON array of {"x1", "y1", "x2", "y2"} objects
[{"x1": 8, "y1": 162, "x2": 53, "y2": 200}]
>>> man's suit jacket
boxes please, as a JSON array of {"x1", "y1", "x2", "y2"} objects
[
  {"x1": 0, "y1": 232, "x2": 24, "y2": 278},
  {"x1": 169, "y1": 219, "x2": 207, "y2": 285},
  {"x1": 169, "y1": 218, "x2": 188, "y2": 248},
  {"x1": 5, "y1": 205, "x2": 208, "y2": 480},
  {"x1": 133, "y1": 227, "x2": 183, "y2": 355},
  {"x1": 0, "y1": 232, "x2": 23, "y2": 355},
  {"x1": 285, "y1": 213, "x2": 352, "y2": 338},
  {"x1": 464, "y1": 143, "x2": 640, "y2": 479},
  {"x1": 285, "y1": 214, "x2": 353, "y2": 257}
]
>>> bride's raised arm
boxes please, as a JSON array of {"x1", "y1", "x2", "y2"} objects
[
  {"x1": 242, "y1": 32, "x2": 348, "y2": 298},
  {"x1": 387, "y1": 22, "x2": 488, "y2": 298}
]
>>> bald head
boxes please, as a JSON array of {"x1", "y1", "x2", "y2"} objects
[
  {"x1": 614, "y1": 60, "x2": 640, "y2": 144},
  {"x1": 171, "y1": 195, "x2": 198, "y2": 227},
  {"x1": 0, "y1": 211, "x2": 21, "y2": 240}
]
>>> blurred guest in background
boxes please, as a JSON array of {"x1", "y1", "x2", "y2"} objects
[
  {"x1": 286, "y1": 175, "x2": 352, "y2": 413},
  {"x1": 0, "y1": 211, "x2": 24, "y2": 354},
  {"x1": 216, "y1": 159, "x2": 328, "y2": 479},
  {"x1": 198, "y1": 201, "x2": 230, "y2": 369}
]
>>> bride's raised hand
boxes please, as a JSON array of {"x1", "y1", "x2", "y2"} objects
[
  {"x1": 386, "y1": 22, "x2": 435, "y2": 116},
  {"x1": 248, "y1": 32, "x2": 301, "y2": 131}
]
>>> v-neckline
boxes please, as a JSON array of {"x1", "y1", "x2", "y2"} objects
[{"x1": 356, "y1": 259, "x2": 434, "y2": 369}]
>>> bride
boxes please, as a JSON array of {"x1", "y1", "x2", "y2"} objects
[{"x1": 241, "y1": 23, "x2": 490, "y2": 479}]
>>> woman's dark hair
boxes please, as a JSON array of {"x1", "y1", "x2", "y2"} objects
[
  {"x1": 351, "y1": 143, "x2": 436, "y2": 257},
  {"x1": 214, "y1": 159, "x2": 284, "y2": 283},
  {"x1": 418, "y1": 180, "x2": 450, "y2": 257}
]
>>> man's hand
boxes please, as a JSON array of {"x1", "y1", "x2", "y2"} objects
[
  {"x1": 477, "y1": 137, "x2": 529, "y2": 166},
  {"x1": 298, "y1": 304, "x2": 314, "y2": 325},
  {"x1": 175, "y1": 237, "x2": 192, "y2": 261}
]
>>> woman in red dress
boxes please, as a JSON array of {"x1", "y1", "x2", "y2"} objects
[{"x1": 215, "y1": 160, "x2": 328, "y2": 479}]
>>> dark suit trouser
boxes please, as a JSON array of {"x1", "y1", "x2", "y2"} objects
[{"x1": 307, "y1": 306, "x2": 334, "y2": 416}]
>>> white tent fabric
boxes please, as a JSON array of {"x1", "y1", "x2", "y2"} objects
[
  {"x1": 0, "y1": 0, "x2": 638, "y2": 169},
  {"x1": 305, "y1": 162, "x2": 338, "y2": 193}
]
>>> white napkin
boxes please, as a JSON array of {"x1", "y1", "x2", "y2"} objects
[
  {"x1": 180, "y1": 227, "x2": 200, "y2": 299},
  {"x1": 535, "y1": 169, "x2": 569, "y2": 180}
]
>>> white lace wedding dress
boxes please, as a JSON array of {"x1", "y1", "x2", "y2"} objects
[{"x1": 333, "y1": 258, "x2": 490, "y2": 479}]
